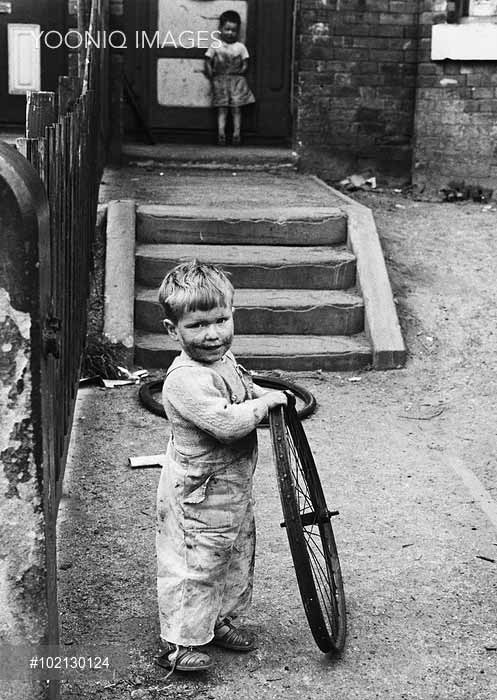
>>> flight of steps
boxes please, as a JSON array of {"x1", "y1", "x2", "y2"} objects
[{"x1": 134, "y1": 205, "x2": 373, "y2": 371}]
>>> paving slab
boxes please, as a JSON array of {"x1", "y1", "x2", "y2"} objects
[{"x1": 99, "y1": 168, "x2": 345, "y2": 208}]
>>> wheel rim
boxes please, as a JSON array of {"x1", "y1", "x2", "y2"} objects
[
  {"x1": 138, "y1": 375, "x2": 316, "y2": 423},
  {"x1": 284, "y1": 408, "x2": 347, "y2": 651}
]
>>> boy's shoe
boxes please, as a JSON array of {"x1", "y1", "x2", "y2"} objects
[
  {"x1": 212, "y1": 618, "x2": 256, "y2": 651},
  {"x1": 156, "y1": 643, "x2": 213, "y2": 673},
  {"x1": 217, "y1": 134, "x2": 226, "y2": 146},
  {"x1": 232, "y1": 134, "x2": 241, "y2": 146}
]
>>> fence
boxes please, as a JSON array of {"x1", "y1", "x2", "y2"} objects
[{"x1": 15, "y1": 0, "x2": 111, "y2": 667}]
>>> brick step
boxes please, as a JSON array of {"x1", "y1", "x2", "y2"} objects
[
  {"x1": 135, "y1": 332, "x2": 372, "y2": 372},
  {"x1": 136, "y1": 205, "x2": 347, "y2": 246},
  {"x1": 135, "y1": 243, "x2": 356, "y2": 290},
  {"x1": 135, "y1": 287, "x2": 364, "y2": 336}
]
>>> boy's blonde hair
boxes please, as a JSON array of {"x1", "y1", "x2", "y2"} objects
[{"x1": 158, "y1": 260, "x2": 234, "y2": 324}]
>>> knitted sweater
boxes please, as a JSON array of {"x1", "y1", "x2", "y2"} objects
[{"x1": 162, "y1": 350, "x2": 267, "y2": 458}]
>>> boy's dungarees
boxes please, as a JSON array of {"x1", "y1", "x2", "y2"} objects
[{"x1": 156, "y1": 356, "x2": 258, "y2": 647}]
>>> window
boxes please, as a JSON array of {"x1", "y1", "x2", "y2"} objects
[
  {"x1": 432, "y1": 0, "x2": 497, "y2": 59},
  {"x1": 459, "y1": 0, "x2": 497, "y2": 21}
]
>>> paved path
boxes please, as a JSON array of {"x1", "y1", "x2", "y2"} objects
[
  {"x1": 58, "y1": 191, "x2": 497, "y2": 699},
  {"x1": 58, "y1": 365, "x2": 497, "y2": 700}
]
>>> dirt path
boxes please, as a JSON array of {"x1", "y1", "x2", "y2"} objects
[{"x1": 58, "y1": 191, "x2": 497, "y2": 699}]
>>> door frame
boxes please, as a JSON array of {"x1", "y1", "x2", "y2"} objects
[
  {"x1": 148, "y1": 0, "x2": 258, "y2": 133},
  {"x1": 124, "y1": 0, "x2": 298, "y2": 145}
]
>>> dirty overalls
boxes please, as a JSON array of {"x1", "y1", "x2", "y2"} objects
[{"x1": 156, "y1": 351, "x2": 266, "y2": 647}]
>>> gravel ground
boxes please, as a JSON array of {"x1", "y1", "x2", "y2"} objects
[{"x1": 58, "y1": 189, "x2": 497, "y2": 700}]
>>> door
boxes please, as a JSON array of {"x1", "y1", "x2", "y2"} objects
[
  {"x1": 128, "y1": 0, "x2": 293, "y2": 142},
  {"x1": 0, "y1": 0, "x2": 66, "y2": 126}
]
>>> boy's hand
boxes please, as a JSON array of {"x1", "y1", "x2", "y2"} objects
[{"x1": 263, "y1": 390, "x2": 288, "y2": 410}]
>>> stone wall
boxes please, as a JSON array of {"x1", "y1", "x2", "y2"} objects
[
  {"x1": 295, "y1": 0, "x2": 419, "y2": 179},
  {"x1": 0, "y1": 143, "x2": 50, "y2": 700},
  {"x1": 412, "y1": 0, "x2": 497, "y2": 193}
]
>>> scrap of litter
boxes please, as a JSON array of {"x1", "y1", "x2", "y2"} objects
[{"x1": 129, "y1": 454, "x2": 166, "y2": 469}]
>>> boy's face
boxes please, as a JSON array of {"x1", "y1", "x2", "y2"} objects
[
  {"x1": 165, "y1": 305, "x2": 234, "y2": 364},
  {"x1": 220, "y1": 21, "x2": 239, "y2": 43}
]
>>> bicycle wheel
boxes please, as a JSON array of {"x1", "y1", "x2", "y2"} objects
[
  {"x1": 269, "y1": 395, "x2": 347, "y2": 653},
  {"x1": 138, "y1": 375, "x2": 316, "y2": 423}
]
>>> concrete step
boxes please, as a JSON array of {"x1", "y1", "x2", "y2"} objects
[
  {"x1": 135, "y1": 287, "x2": 364, "y2": 336},
  {"x1": 136, "y1": 205, "x2": 347, "y2": 246},
  {"x1": 135, "y1": 332, "x2": 372, "y2": 371},
  {"x1": 135, "y1": 243, "x2": 356, "y2": 290},
  {"x1": 124, "y1": 143, "x2": 299, "y2": 171}
]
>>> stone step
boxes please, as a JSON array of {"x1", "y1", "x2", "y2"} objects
[
  {"x1": 124, "y1": 143, "x2": 299, "y2": 171},
  {"x1": 135, "y1": 287, "x2": 364, "y2": 336},
  {"x1": 135, "y1": 243, "x2": 356, "y2": 290},
  {"x1": 136, "y1": 205, "x2": 347, "y2": 246},
  {"x1": 135, "y1": 332, "x2": 372, "y2": 372}
]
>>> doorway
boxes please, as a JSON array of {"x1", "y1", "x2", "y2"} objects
[
  {"x1": 0, "y1": 0, "x2": 65, "y2": 126},
  {"x1": 126, "y1": 0, "x2": 293, "y2": 143}
]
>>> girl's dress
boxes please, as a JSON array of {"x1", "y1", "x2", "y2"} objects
[
  {"x1": 156, "y1": 350, "x2": 267, "y2": 647},
  {"x1": 205, "y1": 40, "x2": 255, "y2": 107}
]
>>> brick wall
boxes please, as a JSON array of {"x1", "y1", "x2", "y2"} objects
[
  {"x1": 412, "y1": 1, "x2": 497, "y2": 193},
  {"x1": 295, "y1": 0, "x2": 419, "y2": 179}
]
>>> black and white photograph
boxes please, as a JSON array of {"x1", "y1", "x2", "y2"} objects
[{"x1": 1, "y1": 1, "x2": 496, "y2": 699}]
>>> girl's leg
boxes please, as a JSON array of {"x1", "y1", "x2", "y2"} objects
[
  {"x1": 232, "y1": 107, "x2": 241, "y2": 145},
  {"x1": 217, "y1": 107, "x2": 228, "y2": 145}
]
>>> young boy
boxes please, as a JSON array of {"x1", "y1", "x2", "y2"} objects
[
  {"x1": 204, "y1": 10, "x2": 255, "y2": 145},
  {"x1": 156, "y1": 261, "x2": 286, "y2": 674}
]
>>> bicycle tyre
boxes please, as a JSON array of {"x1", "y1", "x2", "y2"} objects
[
  {"x1": 138, "y1": 375, "x2": 316, "y2": 423},
  {"x1": 269, "y1": 396, "x2": 347, "y2": 653}
]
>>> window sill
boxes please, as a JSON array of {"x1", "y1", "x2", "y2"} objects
[
  {"x1": 460, "y1": 16, "x2": 497, "y2": 23},
  {"x1": 432, "y1": 22, "x2": 497, "y2": 59}
]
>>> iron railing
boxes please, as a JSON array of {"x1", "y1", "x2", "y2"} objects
[{"x1": 16, "y1": 0, "x2": 111, "y2": 670}]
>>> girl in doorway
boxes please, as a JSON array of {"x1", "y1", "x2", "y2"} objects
[{"x1": 204, "y1": 10, "x2": 255, "y2": 146}]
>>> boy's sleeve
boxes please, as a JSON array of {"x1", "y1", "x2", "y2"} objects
[
  {"x1": 205, "y1": 46, "x2": 214, "y2": 58},
  {"x1": 240, "y1": 44, "x2": 249, "y2": 60},
  {"x1": 251, "y1": 381, "x2": 268, "y2": 399},
  {"x1": 165, "y1": 367, "x2": 268, "y2": 443}
]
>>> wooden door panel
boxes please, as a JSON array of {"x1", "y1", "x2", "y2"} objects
[
  {"x1": 157, "y1": 0, "x2": 248, "y2": 44},
  {"x1": 255, "y1": 0, "x2": 292, "y2": 139},
  {"x1": 128, "y1": 0, "x2": 292, "y2": 141},
  {"x1": 149, "y1": 0, "x2": 254, "y2": 131}
]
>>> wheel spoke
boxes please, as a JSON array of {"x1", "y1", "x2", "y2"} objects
[
  {"x1": 269, "y1": 403, "x2": 346, "y2": 652},
  {"x1": 288, "y1": 422, "x2": 343, "y2": 636},
  {"x1": 306, "y1": 538, "x2": 340, "y2": 632},
  {"x1": 306, "y1": 535, "x2": 335, "y2": 597}
]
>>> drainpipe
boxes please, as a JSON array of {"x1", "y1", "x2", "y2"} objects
[
  {"x1": 410, "y1": 0, "x2": 423, "y2": 183},
  {"x1": 290, "y1": 0, "x2": 298, "y2": 151}
]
